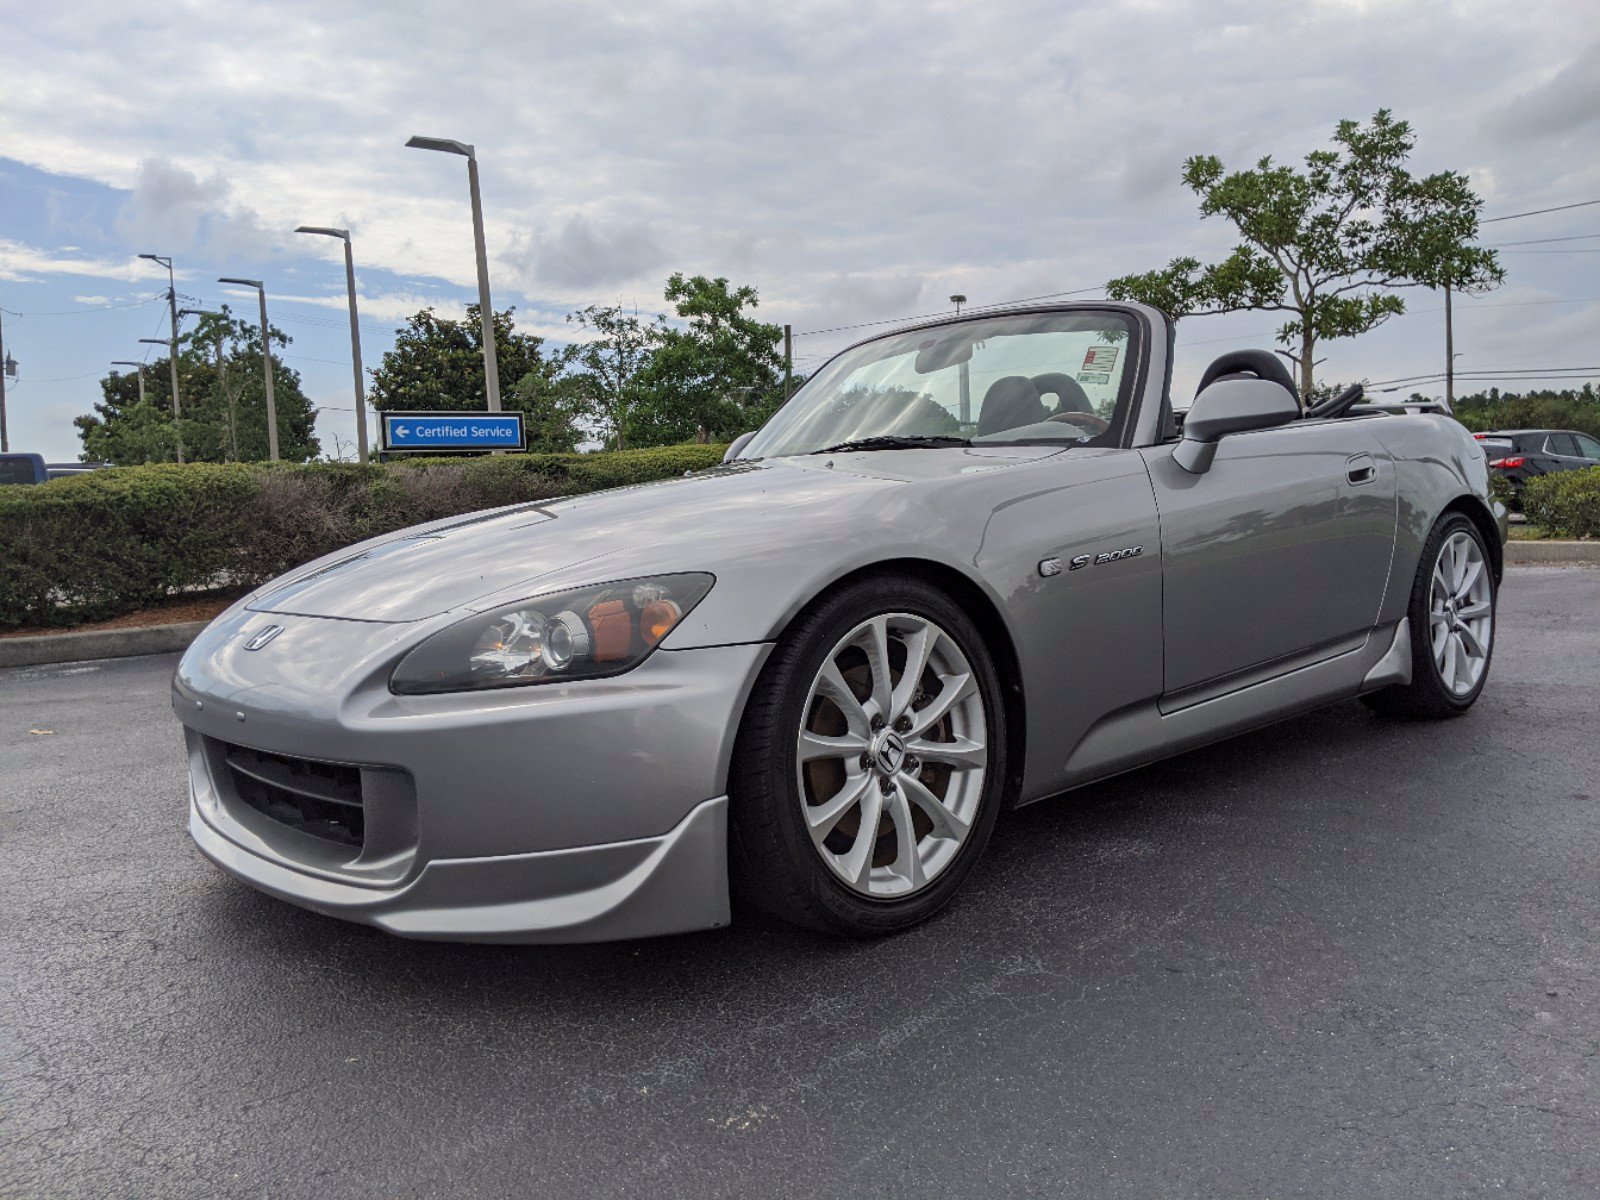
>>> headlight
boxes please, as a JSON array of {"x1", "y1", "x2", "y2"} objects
[{"x1": 390, "y1": 573, "x2": 714, "y2": 695}]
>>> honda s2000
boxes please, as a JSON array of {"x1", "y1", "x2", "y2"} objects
[{"x1": 174, "y1": 302, "x2": 1506, "y2": 940}]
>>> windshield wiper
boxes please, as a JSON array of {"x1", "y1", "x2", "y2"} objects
[{"x1": 810, "y1": 435, "x2": 971, "y2": 454}]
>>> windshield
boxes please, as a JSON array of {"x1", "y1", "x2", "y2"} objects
[{"x1": 742, "y1": 310, "x2": 1137, "y2": 458}]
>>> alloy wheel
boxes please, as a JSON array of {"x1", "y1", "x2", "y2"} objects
[
  {"x1": 795, "y1": 613, "x2": 987, "y2": 898},
  {"x1": 1430, "y1": 530, "x2": 1493, "y2": 696}
]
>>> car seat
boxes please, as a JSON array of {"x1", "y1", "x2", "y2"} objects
[{"x1": 978, "y1": 376, "x2": 1048, "y2": 436}]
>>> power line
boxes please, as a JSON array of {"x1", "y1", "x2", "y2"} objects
[
  {"x1": 791, "y1": 285, "x2": 1103, "y2": 338},
  {"x1": 0, "y1": 295, "x2": 164, "y2": 318},
  {"x1": 1487, "y1": 233, "x2": 1600, "y2": 247},
  {"x1": 1482, "y1": 199, "x2": 1600, "y2": 223},
  {"x1": 1367, "y1": 365, "x2": 1599, "y2": 386}
]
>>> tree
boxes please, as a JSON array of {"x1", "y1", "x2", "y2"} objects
[
  {"x1": 507, "y1": 370, "x2": 586, "y2": 453},
  {"x1": 368, "y1": 305, "x2": 553, "y2": 416},
  {"x1": 1107, "y1": 111, "x2": 1503, "y2": 397},
  {"x1": 629, "y1": 274, "x2": 787, "y2": 446},
  {"x1": 77, "y1": 307, "x2": 320, "y2": 464},
  {"x1": 559, "y1": 303, "x2": 666, "y2": 451}
]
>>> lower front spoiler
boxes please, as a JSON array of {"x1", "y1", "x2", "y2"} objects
[{"x1": 189, "y1": 795, "x2": 730, "y2": 944}]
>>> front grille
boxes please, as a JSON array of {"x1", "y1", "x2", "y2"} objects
[{"x1": 223, "y1": 744, "x2": 364, "y2": 847}]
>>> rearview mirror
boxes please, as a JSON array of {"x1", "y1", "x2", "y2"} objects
[{"x1": 1173, "y1": 379, "x2": 1299, "y2": 473}]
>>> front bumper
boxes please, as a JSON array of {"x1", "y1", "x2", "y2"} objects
[
  {"x1": 174, "y1": 609, "x2": 770, "y2": 942},
  {"x1": 189, "y1": 792, "x2": 731, "y2": 943}
]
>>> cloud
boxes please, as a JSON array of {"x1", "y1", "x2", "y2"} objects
[
  {"x1": 0, "y1": 236, "x2": 167, "y2": 284},
  {"x1": 1482, "y1": 41, "x2": 1600, "y2": 141},
  {"x1": 115, "y1": 156, "x2": 281, "y2": 262},
  {"x1": 505, "y1": 215, "x2": 669, "y2": 291}
]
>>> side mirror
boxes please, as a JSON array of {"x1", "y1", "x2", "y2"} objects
[
  {"x1": 1173, "y1": 378, "x2": 1299, "y2": 473},
  {"x1": 723, "y1": 431, "x2": 757, "y2": 463}
]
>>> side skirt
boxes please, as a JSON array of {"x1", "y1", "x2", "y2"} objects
[{"x1": 1019, "y1": 624, "x2": 1398, "y2": 804}]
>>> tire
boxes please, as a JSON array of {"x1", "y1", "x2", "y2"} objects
[
  {"x1": 1361, "y1": 512, "x2": 1496, "y2": 719},
  {"x1": 728, "y1": 575, "x2": 1009, "y2": 936}
]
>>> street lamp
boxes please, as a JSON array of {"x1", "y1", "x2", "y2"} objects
[
  {"x1": 111, "y1": 361, "x2": 147, "y2": 408},
  {"x1": 296, "y1": 226, "x2": 370, "y2": 463},
  {"x1": 950, "y1": 294, "x2": 967, "y2": 315},
  {"x1": 138, "y1": 253, "x2": 184, "y2": 463},
  {"x1": 405, "y1": 134, "x2": 502, "y2": 413},
  {"x1": 218, "y1": 278, "x2": 280, "y2": 461}
]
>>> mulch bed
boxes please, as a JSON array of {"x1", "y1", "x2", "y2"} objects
[{"x1": 0, "y1": 593, "x2": 242, "y2": 639}]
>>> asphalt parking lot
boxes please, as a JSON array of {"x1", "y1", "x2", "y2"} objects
[{"x1": 4, "y1": 566, "x2": 1597, "y2": 1198}]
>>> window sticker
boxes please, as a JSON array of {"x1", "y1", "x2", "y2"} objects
[
  {"x1": 1077, "y1": 372, "x2": 1111, "y2": 385},
  {"x1": 1081, "y1": 346, "x2": 1120, "y2": 373}
]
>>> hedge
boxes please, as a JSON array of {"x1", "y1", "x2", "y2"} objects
[
  {"x1": 1522, "y1": 465, "x2": 1600, "y2": 539},
  {"x1": 0, "y1": 444, "x2": 727, "y2": 630}
]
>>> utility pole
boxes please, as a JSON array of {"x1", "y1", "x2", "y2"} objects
[
  {"x1": 783, "y1": 323, "x2": 793, "y2": 401},
  {"x1": 1444, "y1": 282, "x2": 1455, "y2": 410},
  {"x1": 951, "y1": 295, "x2": 971, "y2": 423},
  {"x1": 0, "y1": 302, "x2": 10, "y2": 453},
  {"x1": 139, "y1": 254, "x2": 184, "y2": 463},
  {"x1": 179, "y1": 309, "x2": 227, "y2": 459},
  {"x1": 219, "y1": 279, "x2": 279, "y2": 461}
]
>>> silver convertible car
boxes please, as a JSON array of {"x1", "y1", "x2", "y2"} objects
[{"x1": 174, "y1": 302, "x2": 1507, "y2": 941}]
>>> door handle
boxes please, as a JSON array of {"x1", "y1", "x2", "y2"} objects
[{"x1": 1346, "y1": 453, "x2": 1377, "y2": 485}]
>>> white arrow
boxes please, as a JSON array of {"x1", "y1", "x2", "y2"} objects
[{"x1": 394, "y1": 424, "x2": 410, "y2": 437}]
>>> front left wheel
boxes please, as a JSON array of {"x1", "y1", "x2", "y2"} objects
[{"x1": 728, "y1": 576, "x2": 1008, "y2": 936}]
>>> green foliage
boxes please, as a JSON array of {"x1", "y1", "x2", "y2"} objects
[
  {"x1": 1488, "y1": 473, "x2": 1516, "y2": 510},
  {"x1": 368, "y1": 304, "x2": 557, "y2": 418},
  {"x1": 1450, "y1": 385, "x2": 1600, "y2": 440},
  {"x1": 0, "y1": 445, "x2": 726, "y2": 629},
  {"x1": 1522, "y1": 466, "x2": 1600, "y2": 539},
  {"x1": 559, "y1": 302, "x2": 667, "y2": 451},
  {"x1": 628, "y1": 274, "x2": 787, "y2": 447},
  {"x1": 507, "y1": 369, "x2": 585, "y2": 453},
  {"x1": 76, "y1": 307, "x2": 321, "y2": 464},
  {"x1": 1107, "y1": 111, "x2": 1503, "y2": 397},
  {"x1": 0, "y1": 464, "x2": 259, "y2": 627}
]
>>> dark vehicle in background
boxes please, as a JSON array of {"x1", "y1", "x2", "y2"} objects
[
  {"x1": 0, "y1": 455, "x2": 109, "y2": 485},
  {"x1": 45, "y1": 461, "x2": 109, "y2": 480},
  {"x1": 1474, "y1": 430, "x2": 1600, "y2": 508},
  {"x1": 0, "y1": 453, "x2": 48, "y2": 486}
]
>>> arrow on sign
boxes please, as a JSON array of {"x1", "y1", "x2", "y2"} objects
[{"x1": 395, "y1": 424, "x2": 410, "y2": 437}]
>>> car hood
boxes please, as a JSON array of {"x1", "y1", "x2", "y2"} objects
[{"x1": 246, "y1": 446, "x2": 1063, "y2": 622}]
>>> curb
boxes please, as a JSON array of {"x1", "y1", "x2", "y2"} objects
[
  {"x1": 0, "y1": 621, "x2": 209, "y2": 670},
  {"x1": 1506, "y1": 541, "x2": 1600, "y2": 565}
]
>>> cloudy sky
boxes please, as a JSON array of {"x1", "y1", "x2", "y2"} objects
[{"x1": 2, "y1": 0, "x2": 1596, "y2": 461}]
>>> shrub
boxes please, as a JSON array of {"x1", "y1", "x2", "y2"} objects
[
  {"x1": 1522, "y1": 466, "x2": 1600, "y2": 539},
  {"x1": 0, "y1": 444, "x2": 726, "y2": 629}
]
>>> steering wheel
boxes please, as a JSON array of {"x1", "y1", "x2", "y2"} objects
[{"x1": 1047, "y1": 411, "x2": 1110, "y2": 434}]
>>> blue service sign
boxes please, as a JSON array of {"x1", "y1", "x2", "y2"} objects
[{"x1": 381, "y1": 411, "x2": 524, "y2": 452}]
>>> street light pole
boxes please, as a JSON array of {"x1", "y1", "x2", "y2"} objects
[
  {"x1": 111, "y1": 361, "x2": 147, "y2": 407},
  {"x1": 219, "y1": 278, "x2": 279, "y2": 461},
  {"x1": 139, "y1": 254, "x2": 184, "y2": 463},
  {"x1": 0, "y1": 302, "x2": 10, "y2": 453},
  {"x1": 405, "y1": 135, "x2": 501, "y2": 413},
  {"x1": 296, "y1": 226, "x2": 369, "y2": 463}
]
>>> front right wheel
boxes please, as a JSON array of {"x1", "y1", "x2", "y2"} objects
[
  {"x1": 1362, "y1": 512, "x2": 1497, "y2": 719},
  {"x1": 728, "y1": 576, "x2": 1008, "y2": 936}
]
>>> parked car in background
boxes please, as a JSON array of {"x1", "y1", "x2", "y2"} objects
[
  {"x1": 0, "y1": 453, "x2": 48, "y2": 485},
  {"x1": 1473, "y1": 430, "x2": 1600, "y2": 508},
  {"x1": 45, "y1": 461, "x2": 110, "y2": 480}
]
